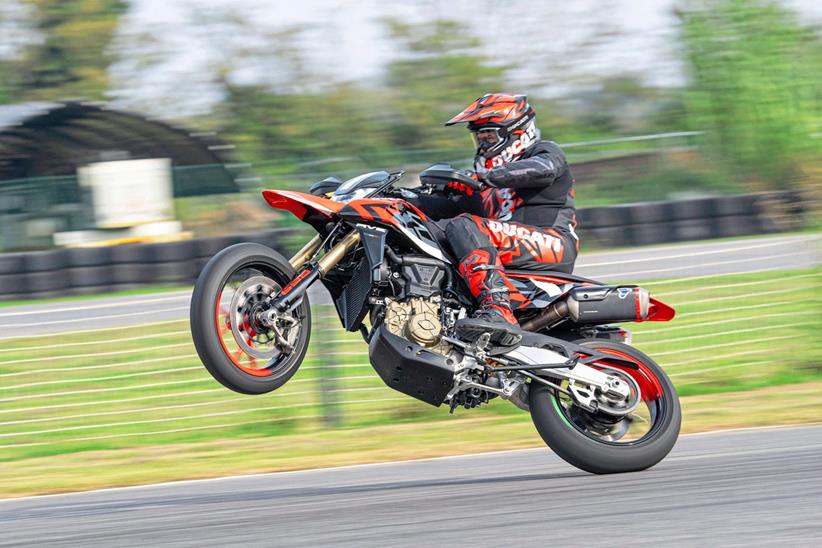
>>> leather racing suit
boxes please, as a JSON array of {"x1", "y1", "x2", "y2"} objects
[{"x1": 416, "y1": 139, "x2": 579, "y2": 275}]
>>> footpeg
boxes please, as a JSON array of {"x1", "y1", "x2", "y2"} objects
[{"x1": 454, "y1": 319, "x2": 522, "y2": 347}]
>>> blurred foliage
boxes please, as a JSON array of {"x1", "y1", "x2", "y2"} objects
[
  {"x1": 382, "y1": 19, "x2": 505, "y2": 151},
  {"x1": 220, "y1": 19, "x2": 507, "y2": 178},
  {"x1": 0, "y1": 0, "x2": 818, "y2": 219},
  {"x1": 215, "y1": 16, "x2": 697, "y2": 203},
  {"x1": 0, "y1": 64, "x2": 10, "y2": 104},
  {"x1": 579, "y1": 163, "x2": 740, "y2": 207},
  {"x1": 679, "y1": 0, "x2": 821, "y2": 189},
  {"x1": 566, "y1": 75, "x2": 688, "y2": 136},
  {"x1": 222, "y1": 84, "x2": 392, "y2": 170},
  {"x1": 0, "y1": 0, "x2": 128, "y2": 101}
]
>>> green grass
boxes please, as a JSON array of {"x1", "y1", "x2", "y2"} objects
[
  {"x1": 0, "y1": 267, "x2": 819, "y2": 495},
  {"x1": 633, "y1": 270, "x2": 822, "y2": 394}
]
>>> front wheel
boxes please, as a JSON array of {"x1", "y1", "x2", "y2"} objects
[
  {"x1": 529, "y1": 340, "x2": 681, "y2": 474},
  {"x1": 190, "y1": 243, "x2": 311, "y2": 394}
]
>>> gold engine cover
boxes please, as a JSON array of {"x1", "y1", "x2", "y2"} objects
[{"x1": 384, "y1": 298, "x2": 451, "y2": 356}]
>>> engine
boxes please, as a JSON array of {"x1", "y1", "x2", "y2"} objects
[
  {"x1": 381, "y1": 254, "x2": 455, "y2": 355},
  {"x1": 384, "y1": 297, "x2": 452, "y2": 356}
]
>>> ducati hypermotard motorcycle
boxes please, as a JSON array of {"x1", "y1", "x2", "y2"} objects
[{"x1": 190, "y1": 166, "x2": 681, "y2": 474}]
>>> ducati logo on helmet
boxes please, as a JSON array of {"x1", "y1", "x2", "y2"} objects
[{"x1": 486, "y1": 119, "x2": 538, "y2": 167}]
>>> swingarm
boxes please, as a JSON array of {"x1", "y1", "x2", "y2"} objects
[{"x1": 446, "y1": 335, "x2": 640, "y2": 416}]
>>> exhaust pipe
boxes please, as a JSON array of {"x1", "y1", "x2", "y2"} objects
[{"x1": 521, "y1": 300, "x2": 569, "y2": 332}]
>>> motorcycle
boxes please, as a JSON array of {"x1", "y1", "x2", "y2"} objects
[{"x1": 190, "y1": 166, "x2": 681, "y2": 474}]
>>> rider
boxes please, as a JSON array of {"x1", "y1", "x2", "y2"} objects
[{"x1": 438, "y1": 93, "x2": 579, "y2": 345}]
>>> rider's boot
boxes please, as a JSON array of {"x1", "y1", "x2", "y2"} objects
[{"x1": 454, "y1": 249, "x2": 523, "y2": 347}]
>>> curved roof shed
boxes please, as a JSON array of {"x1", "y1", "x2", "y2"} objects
[{"x1": 0, "y1": 101, "x2": 239, "y2": 196}]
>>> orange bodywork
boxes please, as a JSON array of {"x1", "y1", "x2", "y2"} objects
[{"x1": 261, "y1": 190, "x2": 343, "y2": 220}]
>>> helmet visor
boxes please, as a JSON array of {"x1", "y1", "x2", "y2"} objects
[{"x1": 471, "y1": 127, "x2": 502, "y2": 151}]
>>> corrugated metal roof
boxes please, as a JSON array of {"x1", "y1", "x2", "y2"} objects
[
  {"x1": 0, "y1": 101, "x2": 241, "y2": 196},
  {"x1": 0, "y1": 102, "x2": 63, "y2": 130}
]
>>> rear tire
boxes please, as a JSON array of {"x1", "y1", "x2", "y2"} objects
[
  {"x1": 529, "y1": 340, "x2": 680, "y2": 474},
  {"x1": 190, "y1": 243, "x2": 311, "y2": 395}
]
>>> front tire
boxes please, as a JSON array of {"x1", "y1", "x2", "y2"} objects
[
  {"x1": 529, "y1": 340, "x2": 681, "y2": 474},
  {"x1": 190, "y1": 243, "x2": 311, "y2": 395}
]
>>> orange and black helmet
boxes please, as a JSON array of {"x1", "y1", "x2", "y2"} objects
[{"x1": 446, "y1": 93, "x2": 539, "y2": 165}]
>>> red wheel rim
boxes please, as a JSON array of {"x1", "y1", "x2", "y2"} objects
[
  {"x1": 215, "y1": 298, "x2": 272, "y2": 377},
  {"x1": 551, "y1": 345, "x2": 669, "y2": 445}
]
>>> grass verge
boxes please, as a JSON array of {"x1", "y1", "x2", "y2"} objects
[{"x1": 0, "y1": 266, "x2": 818, "y2": 497}]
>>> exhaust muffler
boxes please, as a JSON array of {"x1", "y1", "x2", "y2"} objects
[{"x1": 521, "y1": 285, "x2": 650, "y2": 331}]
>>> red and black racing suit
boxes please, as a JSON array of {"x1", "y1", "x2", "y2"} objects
[
  {"x1": 412, "y1": 140, "x2": 578, "y2": 325},
  {"x1": 418, "y1": 140, "x2": 579, "y2": 274}
]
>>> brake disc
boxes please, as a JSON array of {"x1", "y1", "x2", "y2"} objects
[{"x1": 229, "y1": 275, "x2": 294, "y2": 360}]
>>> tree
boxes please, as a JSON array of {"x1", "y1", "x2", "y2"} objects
[
  {"x1": 9, "y1": 0, "x2": 129, "y2": 101},
  {"x1": 217, "y1": 18, "x2": 509, "y2": 177},
  {"x1": 679, "y1": 0, "x2": 821, "y2": 188},
  {"x1": 383, "y1": 19, "x2": 506, "y2": 152},
  {"x1": 221, "y1": 83, "x2": 390, "y2": 169},
  {"x1": 0, "y1": 1, "x2": 33, "y2": 104}
]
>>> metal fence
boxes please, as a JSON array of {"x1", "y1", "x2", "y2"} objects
[{"x1": 0, "y1": 232, "x2": 818, "y2": 455}]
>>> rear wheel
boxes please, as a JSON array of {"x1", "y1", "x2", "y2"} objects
[
  {"x1": 190, "y1": 243, "x2": 311, "y2": 394},
  {"x1": 529, "y1": 340, "x2": 680, "y2": 474}
]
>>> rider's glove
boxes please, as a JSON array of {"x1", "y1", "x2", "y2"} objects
[
  {"x1": 445, "y1": 171, "x2": 484, "y2": 196},
  {"x1": 446, "y1": 180, "x2": 476, "y2": 195}
]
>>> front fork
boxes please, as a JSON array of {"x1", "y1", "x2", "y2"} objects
[
  {"x1": 289, "y1": 235, "x2": 322, "y2": 271},
  {"x1": 267, "y1": 230, "x2": 362, "y2": 315}
]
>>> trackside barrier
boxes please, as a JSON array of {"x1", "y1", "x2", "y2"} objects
[
  {"x1": 0, "y1": 191, "x2": 809, "y2": 301},
  {"x1": 577, "y1": 190, "x2": 808, "y2": 247},
  {"x1": 0, "y1": 228, "x2": 293, "y2": 301}
]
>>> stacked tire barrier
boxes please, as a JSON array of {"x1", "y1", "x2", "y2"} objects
[
  {"x1": 0, "y1": 191, "x2": 810, "y2": 301},
  {"x1": 0, "y1": 228, "x2": 293, "y2": 301},
  {"x1": 577, "y1": 190, "x2": 808, "y2": 248}
]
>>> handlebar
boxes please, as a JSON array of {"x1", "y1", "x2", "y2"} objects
[
  {"x1": 328, "y1": 165, "x2": 483, "y2": 202},
  {"x1": 419, "y1": 163, "x2": 483, "y2": 192}
]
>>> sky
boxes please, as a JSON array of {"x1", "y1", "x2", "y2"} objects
[{"x1": 98, "y1": 0, "x2": 822, "y2": 117}]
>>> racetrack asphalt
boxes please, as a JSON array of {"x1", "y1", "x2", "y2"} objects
[
  {"x1": 1, "y1": 424, "x2": 821, "y2": 547},
  {"x1": 0, "y1": 233, "x2": 818, "y2": 338}
]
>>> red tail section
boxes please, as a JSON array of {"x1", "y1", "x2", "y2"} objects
[{"x1": 644, "y1": 297, "x2": 676, "y2": 322}]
